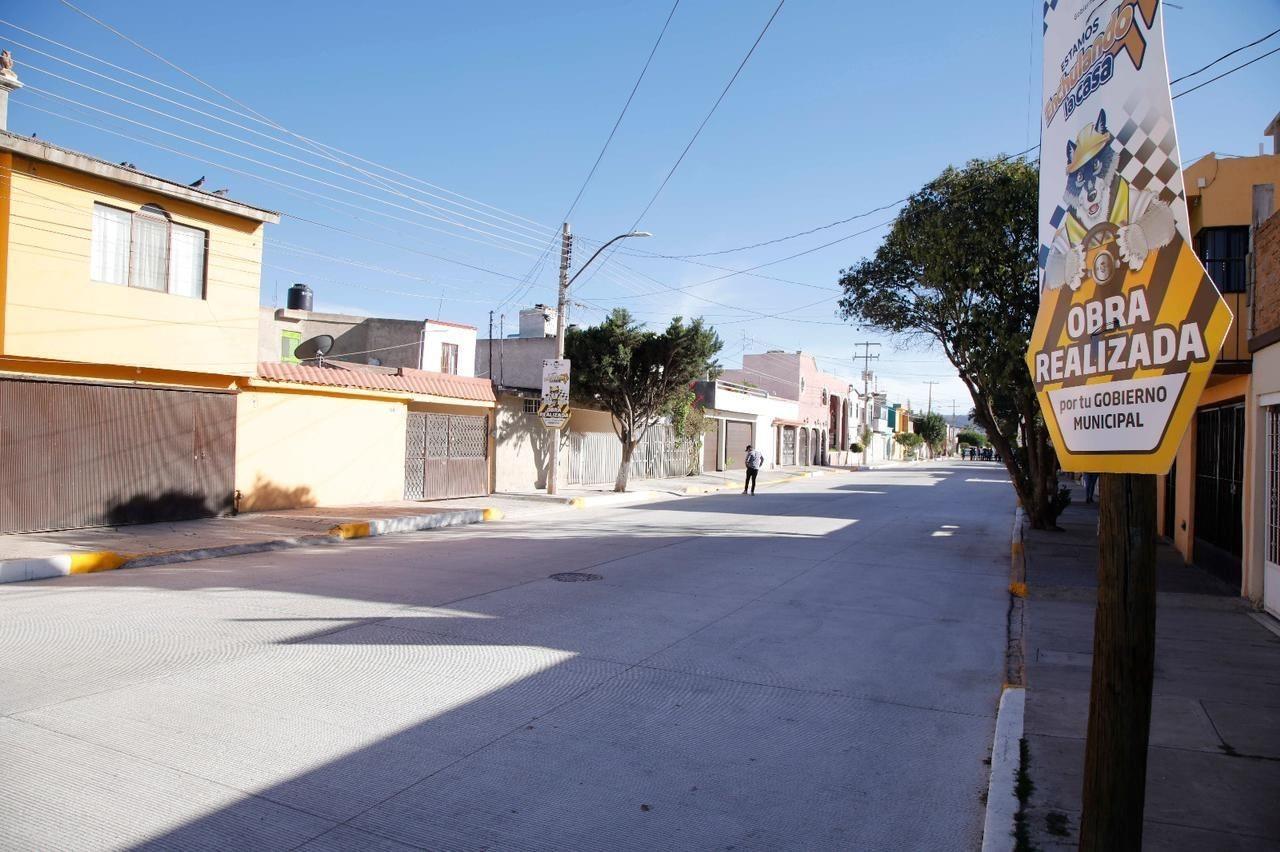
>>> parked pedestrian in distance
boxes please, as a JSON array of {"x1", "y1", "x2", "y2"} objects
[
  {"x1": 743, "y1": 444, "x2": 764, "y2": 495},
  {"x1": 1083, "y1": 472, "x2": 1100, "y2": 504}
]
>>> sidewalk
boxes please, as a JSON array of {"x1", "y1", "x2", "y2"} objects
[
  {"x1": 0, "y1": 465, "x2": 840, "y2": 584},
  {"x1": 497, "y1": 465, "x2": 835, "y2": 504},
  {"x1": 1020, "y1": 483, "x2": 1280, "y2": 850}
]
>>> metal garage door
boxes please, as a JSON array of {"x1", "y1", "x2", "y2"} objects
[
  {"x1": 404, "y1": 412, "x2": 489, "y2": 500},
  {"x1": 0, "y1": 378, "x2": 237, "y2": 533},
  {"x1": 724, "y1": 420, "x2": 754, "y2": 470},
  {"x1": 702, "y1": 422, "x2": 719, "y2": 473}
]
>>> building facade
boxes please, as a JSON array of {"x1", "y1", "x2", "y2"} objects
[
  {"x1": 0, "y1": 130, "x2": 279, "y2": 532},
  {"x1": 1245, "y1": 206, "x2": 1280, "y2": 616},
  {"x1": 1157, "y1": 123, "x2": 1280, "y2": 593}
]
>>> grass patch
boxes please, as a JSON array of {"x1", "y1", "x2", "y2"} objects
[{"x1": 1013, "y1": 737, "x2": 1037, "y2": 852}]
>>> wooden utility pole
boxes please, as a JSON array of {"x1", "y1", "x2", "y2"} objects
[
  {"x1": 1079, "y1": 472, "x2": 1158, "y2": 851},
  {"x1": 545, "y1": 223, "x2": 572, "y2": 495},
  {"x1": 924, "y1": 380, "x2": 939, "y2": 415}
]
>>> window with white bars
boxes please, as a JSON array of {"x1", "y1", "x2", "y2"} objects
[
  {"x1": 1268, "y1": 407, "x2": 1280, "y2": 565},
  {"x1": 91, "y1": 202, "x2": 207, "y2": 298},
  {"x1": 523, "y1": 396, "x2": 541, "y2": 415}
]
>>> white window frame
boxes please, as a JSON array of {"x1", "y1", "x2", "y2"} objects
[
  {"x1": 90, "y1": 202, "x2": 207, "y2": 299},
  {"x1": 523, "y1": 396, "x2": 541, "y2": 415},
  {"x1": 1267, "y1": 406, "x2": 1280, "y2": 566}
]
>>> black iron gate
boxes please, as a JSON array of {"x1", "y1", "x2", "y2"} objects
[
  {"x1": 1194, "y1": 402, "x2": 1244, "y2": 586},
  {"x1": 404, "y1": 412, "x2": 489, "y2": 500}
]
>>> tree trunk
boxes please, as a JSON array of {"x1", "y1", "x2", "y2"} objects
[{"x1": 615, "y1": 440, "x2": 636, "y2": 492}]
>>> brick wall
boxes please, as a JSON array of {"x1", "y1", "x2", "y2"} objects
[{"x1": 1255, "y1": 211, "x2": 1280, "y2": 343}]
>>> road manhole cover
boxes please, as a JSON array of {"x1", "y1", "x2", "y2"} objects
[{"x1": 550, "y1": 572, "x2": 603, "y2": 582}]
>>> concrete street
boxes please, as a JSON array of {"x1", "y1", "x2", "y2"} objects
[{"x1": 0, "y1": 462, "x2": 1013, "y2": 851}]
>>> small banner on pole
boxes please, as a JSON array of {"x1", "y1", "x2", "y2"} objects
[
  {"x1": 1028, "y1": 0, "x2": 1232, "y2": 474},
  {"x1": 540, "y1": 359, "x2": 571, "y2": 429}
]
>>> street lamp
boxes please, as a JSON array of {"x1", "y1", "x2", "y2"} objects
[{"x1": 546, "y1": 227, "x2": 652, "y2": 495}]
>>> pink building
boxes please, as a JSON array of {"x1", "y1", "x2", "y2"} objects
[{"x1": 720, "y1": 351, "x2": 859, "y2": 465}]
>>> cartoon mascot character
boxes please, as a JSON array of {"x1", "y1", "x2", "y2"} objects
[{"x1": 1044, "y1": 109, "x2": 1177, "y2": 292}]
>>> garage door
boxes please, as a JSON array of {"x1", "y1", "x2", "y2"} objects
[
  {"x1": 702, "y1": 422, "x2": 718, "y2": 473},
  {"x1": 724, "y1": 420, "x2": 754, "y2": 470},
  {"x1": 405, "y1": 412, "x2": 489, "y2": 500},
  {"x1": 0, "y1": 378, "x2": 236, "y2": 533}
]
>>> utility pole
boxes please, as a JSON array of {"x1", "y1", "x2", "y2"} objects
[
  {"x1": 1079, "y1": 473, "x2": 1158, "y2": 850},
  {"x1": 852, "y1": 342, "x2": 880, "y2": 467},
  {"x1": 546, "y1": 223, "x2": 573, "y2": 496},
  {"x1": 924, "y1": 381, "x2": 939, "y2": 415},
  {"x1": 487, "y1": 310, "x2": 494, "y2": 384}
]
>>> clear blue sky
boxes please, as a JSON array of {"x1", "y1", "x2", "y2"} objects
[{"x1": 6, "y1": 0, "x2": 1277, "y2": 413}]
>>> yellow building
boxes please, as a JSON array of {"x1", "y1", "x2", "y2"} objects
[
  {"x1": 0, "y1": 130, "x2": 279, "y2": 533},
  {"x1": 1156, "y1": 119, "x2": 1280, "y2": 594},
  {"x1": 0, "y1": 124, "x2": 494, "y2": 532}
]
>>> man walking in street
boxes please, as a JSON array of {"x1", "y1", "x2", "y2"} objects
[{"x1": 743, "y1": 444, "x2": 764, "y2": 494}]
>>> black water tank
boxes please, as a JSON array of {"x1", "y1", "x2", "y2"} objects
[{"x1": 287, "y1": 283, "x2": 313, "y2": 311}]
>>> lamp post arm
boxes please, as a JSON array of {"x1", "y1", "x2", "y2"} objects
[{"x1": 565, "y1": 234, "x2": 633, "y2": 291}]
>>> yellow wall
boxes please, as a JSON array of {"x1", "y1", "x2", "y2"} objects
[
  {"x1": 1184, "y1": 153, "x2": 1280, "y2": 231},
  {"x1": 235, "y1": 388, "x2": 408, "y2": 511},
  {"x1": 4, "y1": 158, "x2": 265, "y2": 376}
]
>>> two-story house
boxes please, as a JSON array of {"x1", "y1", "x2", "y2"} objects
[
  {"x1": 0, "y1": 129, "x2": 278, "y2": 533},
  {"x1": 1246, "y1": 202, "x2": 1279, "y2": 617},
  {"x1": 0, "y1": 68, "x2": 494, "y2": 531},
  {"x1": 1158, "y1": 112, "x2": 1280, "y2": 593}
]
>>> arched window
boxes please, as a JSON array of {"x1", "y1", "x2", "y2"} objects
[{"x1": 91, "y1": 201, "x2": 207, "y2": 299}]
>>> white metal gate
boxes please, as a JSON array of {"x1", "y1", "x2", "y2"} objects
[{"x1": 567, "y1": 425, "x2": 695, "y2": 486}]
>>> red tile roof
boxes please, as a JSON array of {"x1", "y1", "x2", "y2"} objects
[{"x1": 257, "y1": 362, "x2": 494, "y2": 403}]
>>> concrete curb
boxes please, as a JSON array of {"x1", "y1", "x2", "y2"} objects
[
  {"x1": 981, "y1": 686, "x2": 1027, "y2": 852},
  {"x1": 1007, "y1": 506, "x2": 1028, "y2": 687},
  {"x1": 0, "y1": 508, "x2": 499, "y2": 585}
]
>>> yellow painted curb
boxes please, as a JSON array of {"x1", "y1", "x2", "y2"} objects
[
  {"x1": 328, "y1": 521, "x2": 372, "y2": 540},
  {"x1": 482, "y1": 507, "x2": 505, "y2": 521},
  {"x1": 569, "y1": 497, "x2": 587, "y2": 509},
  {"x1": 67, "y1": 551, "x2": 130, "y2": 574}
]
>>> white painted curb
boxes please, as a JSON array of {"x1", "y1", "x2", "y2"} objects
[{"x1": 982, "y1": 686, "x2": 1026, "y2": 852}]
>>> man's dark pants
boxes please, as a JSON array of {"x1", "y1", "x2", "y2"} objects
[{"x1": 744, "y1": 468, "x2": 758, "y2": 494}]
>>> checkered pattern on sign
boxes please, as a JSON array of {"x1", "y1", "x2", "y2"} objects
[{"x1": 1038, "y1": 91, "x2": 1187, "y2": 271}]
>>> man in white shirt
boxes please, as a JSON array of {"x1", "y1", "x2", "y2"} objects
[{"x1": 743, "y1": 444, "x2": 765, "y2": 495}]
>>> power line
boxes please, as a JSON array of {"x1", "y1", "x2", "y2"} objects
[
  {"x1": 1, "y1": 14, "x2": 555, "y2": 236},
  {"x1": 1169, "y1": 26, "x2": 1280, "y2": 85},
  {"x1": 577, "y1": 0, "x2": 786, "y2": 292},
  {"x1": 1172, "y1": 43, "x2": 1280, "y2": 99},
  {"x1": 493, "y1": 0, "x2": 681, "y2": 315}
]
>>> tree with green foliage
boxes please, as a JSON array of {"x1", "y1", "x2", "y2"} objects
[
  {"x1": 911, "y1": 412, "x2": 948, "y2": 457},
  {"x1": 956, "y1": 429, "x2": 989, "y2": 449},
  {"x1": 565, "y1": 309, "x2": 722, "y2": 491},
  {"x1": 838, "y1": 156, "x2": 1066, "y2": 529},
  {"x1": 895, "y1": 431, "x2": 925, "y2": 459},
  {"x1": 666, "y1": 387, "x2": 713, "y2": 475}
]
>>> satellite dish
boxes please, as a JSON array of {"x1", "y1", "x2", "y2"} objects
[{"x1": 294, "y1": 334, "x2": 334, "y2": 361}]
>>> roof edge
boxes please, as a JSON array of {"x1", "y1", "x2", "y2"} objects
[{"x1": 0, "y1": 132, "x2": 281, "y2": 224}]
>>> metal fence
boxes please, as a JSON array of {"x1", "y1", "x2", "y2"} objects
[{"x1": 568, "y1": 424, "x2": 697, "y2": 486}]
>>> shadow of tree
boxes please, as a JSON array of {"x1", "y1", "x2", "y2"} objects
[{"x1": 235, "y1": 474, "x2": 318, "y2": 513}]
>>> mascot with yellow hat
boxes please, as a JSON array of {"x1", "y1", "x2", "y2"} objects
[{"x1": 1044, "y1": 109, "x2": 1177, "y2": 292}]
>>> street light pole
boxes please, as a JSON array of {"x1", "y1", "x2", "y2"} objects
[
  {"x1": 545, "y1": 226, "x2": 651, "y2": 495},
  {"x1": 852, "y1": 342, "x2": 880, "y2": 467}
]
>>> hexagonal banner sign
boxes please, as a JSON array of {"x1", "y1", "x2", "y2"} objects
[{"x1": 1028, "y1": 0, "x2": 1232, "y2": 474}]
